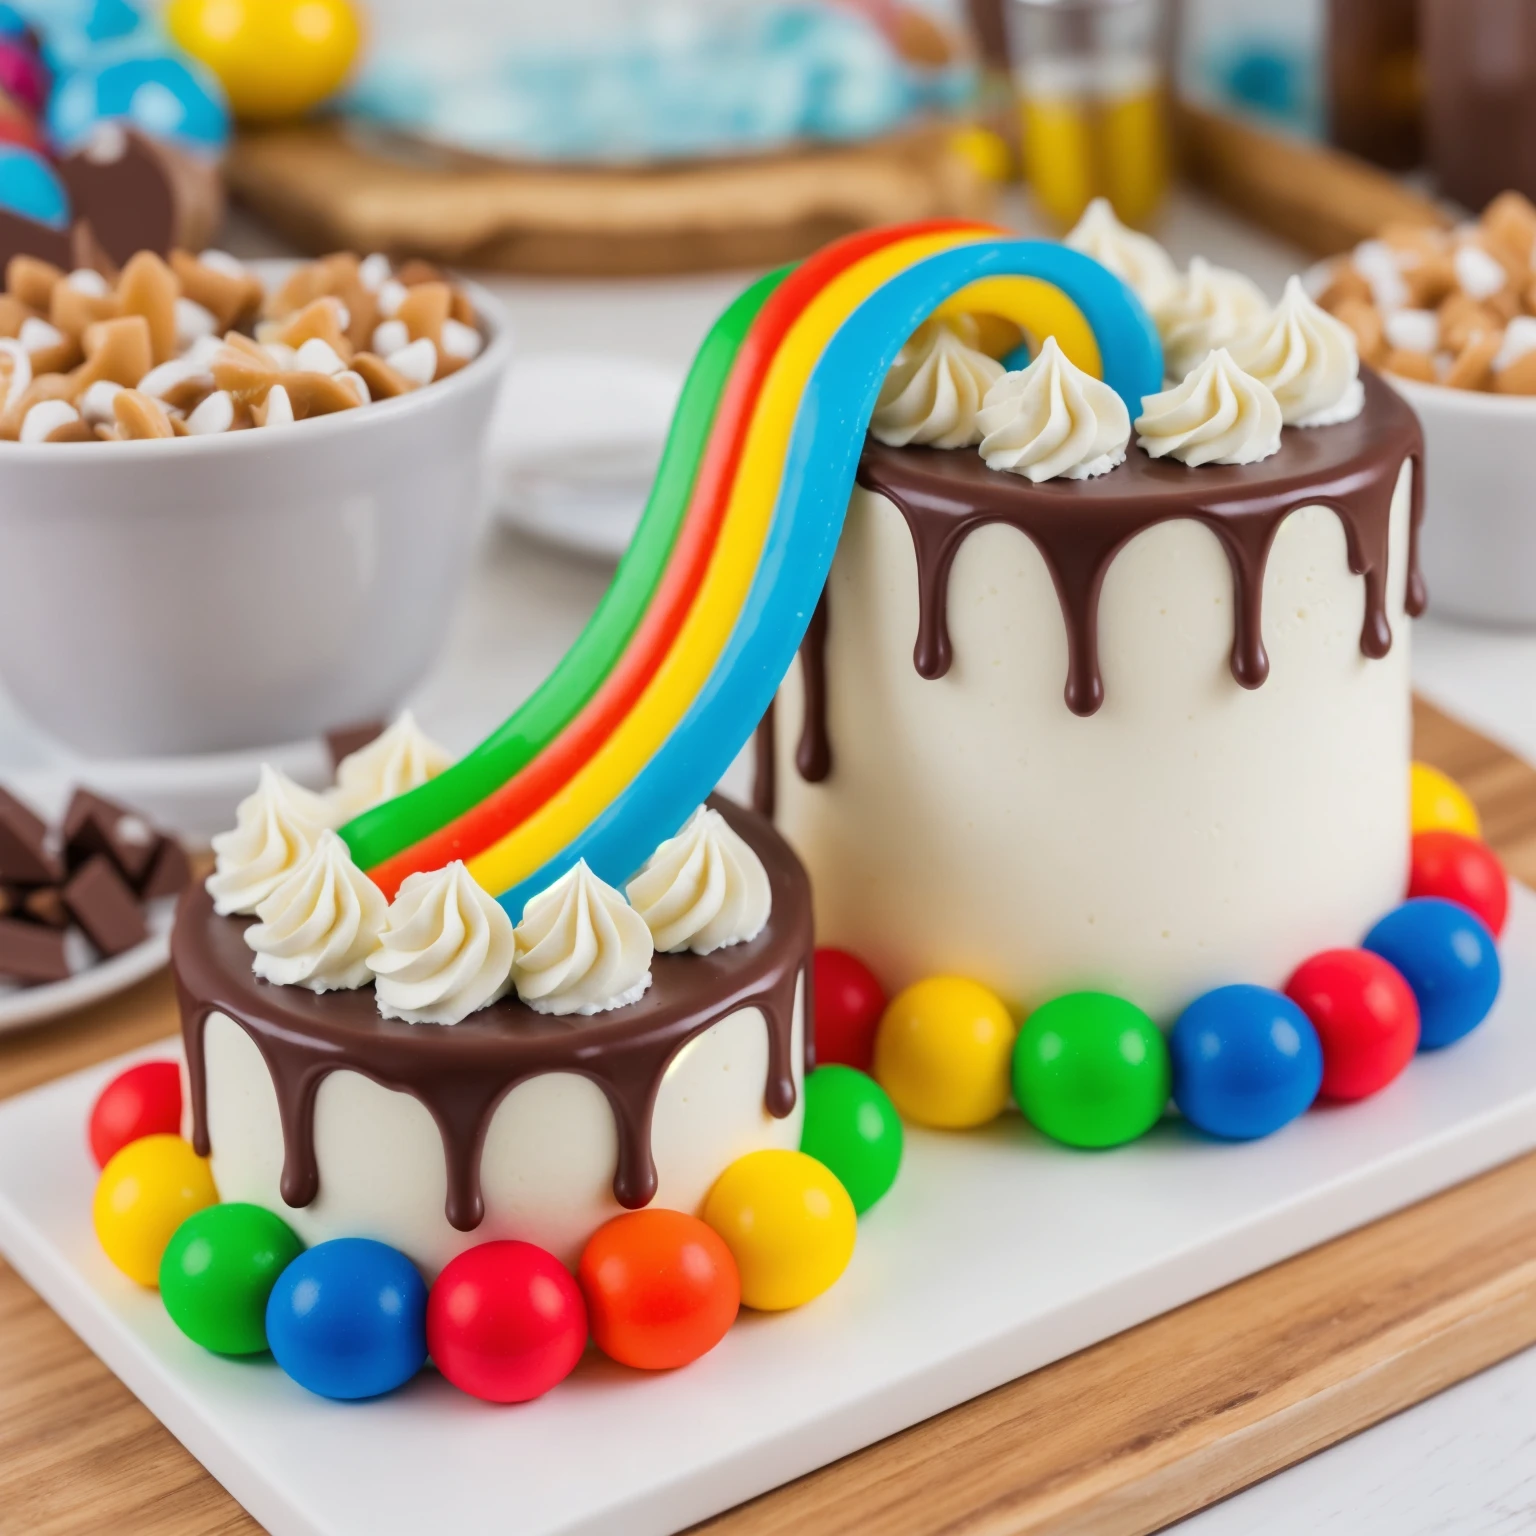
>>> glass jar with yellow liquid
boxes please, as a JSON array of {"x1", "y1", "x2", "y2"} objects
[{"x1": 1008, "y1": 0, "x2": 1171, "y2": 229}]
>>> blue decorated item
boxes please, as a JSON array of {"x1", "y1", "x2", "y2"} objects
[
  {"x1": 1363, "y1": 897, "x2": 1501, "y2": 1050},
  {"x1": 1171, "y1": 984, "x2": 1323, "y2": 1140},
  {"x1": 265, "y1": 1238, "x2": 428, "y2": 1401}
]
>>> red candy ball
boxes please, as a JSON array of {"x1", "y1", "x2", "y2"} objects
[
  {"x1": 1408, "y1": 831, "x2": 1509, "y2": 938},
  {"x1": 1284, "y1": 950, "x2": 1420, "y2": 1101},
  {"x1": 578, "y1": 1209, "x2": 739, "y2": 1371},
  {"x1": 427, "y1": 1241, "x2": 587, "y2": 1403},
  {"x1": 813, "y1": 948, "x2": 886, "y2": 1071},
  {"x1": 88, "y1": 1060, "x2": 183, "y2": 1169}
]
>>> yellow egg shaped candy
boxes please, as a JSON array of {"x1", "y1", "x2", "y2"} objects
[
  {"x1": 874, "y1": 975, "x2": 1017, "y2": 1129},
  {"x1": 1410, "y1": 762, "x2": 1480, "y2": 839},
  {"x1": 702, "y1": 1149, "x2": 856, "y2": 1312},
  {"x1": 93, "y1": 1134, "x2": 218, "y2": 1287},
  {"x1": 167, "y1": 0, "x2": 364, "y2": 124}
]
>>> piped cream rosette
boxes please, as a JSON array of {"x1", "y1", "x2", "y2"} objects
[
  {"x1": 367, "y1": 861, "x2": 517, "y2": 1025},
  {"x1": 976, "y1": 336, "x2": 1131, "y2": 482},
  {"x1": 511, "y1": 860, "x2": 654, "y2": 1016},
  {"x1": 1136, "y1": 349, "x2": 1283, "y2": 467},
  {"x1": 627, "y1": 805, "x2": 772, "y2": 955},
  {"x1": 869, "y1": 317, "x2": 1005, "y2": 449},
  {"x1": 245, "y1": 829, "x2": 388, "y2": 992},
  {"x1": 206, "y1": 764, "x2": 334, "y2": 917},
  {"x1": 1229, "y1": 275, "x2": 1364, "y2": 427}
]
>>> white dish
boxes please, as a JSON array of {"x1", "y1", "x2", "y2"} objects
[
  {"x1": 4, "y1": 889, "x2": 1536, "y2": 1536},
  {"x1": 1388, "y1": 375, "x2": 1536, "y2": 629},
  {"x1": 0, "y1": 899, "x2": 173, "y2": 1035},
  {"x1": 0, "y1": 265, "x2": 514, "y2": 758},
  {"x1": 488, "y1": 351, "x2": 682, "y2": 561}
]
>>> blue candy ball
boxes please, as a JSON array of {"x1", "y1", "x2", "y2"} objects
[
  {"x1": 0, "y1": 144, "x2": 69, "y2": 227},
  {"x1": 1171, "y1": 984, "x2": 1323, "y2": 1140},
  {"x1": 1363, "y1": 897, "x2": 1501, "y2": 1050},
  {"x1": 265, "y1": 1238, "x2": 428, "y2": 1402},
  {"x1": 0, "y1": 4, "x2": 26, "y2": 38},
  {"x1": 48, "y1": 51, "x2": 230, "y2": 154}
]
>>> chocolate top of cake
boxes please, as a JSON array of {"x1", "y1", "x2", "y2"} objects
[
  {"x1": 175, "y1": 794, "x2": 812, "y2": 1234},
  {"x1": 756, "y1": 368, "x2": 1424, "y2": 817},
  {"x1": 856, "y1": 368, "x2": 1424, "y2": 717}
]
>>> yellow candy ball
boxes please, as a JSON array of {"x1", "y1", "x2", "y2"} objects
[
  {"x1": 1410, "y1": 762, "x2": 1481, "y2": 839},
  {"x1": 702, "y1": 1150, "x2": 856, "y2": 1312},
  {"x1": 167, "y1": 0, "x2": 364, "y2": 123},
  {"x1": 93, "y1": 1134, "x2": 218, "y2": 1288},
  {"x1": 874, "y1": 976, "x2": 1017, "y2": 1129}
]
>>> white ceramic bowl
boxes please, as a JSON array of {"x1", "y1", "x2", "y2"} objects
[
  {"x1": 0, "y1": 270, "x2": 511, "y2": 757},
  {"x1": 1390, "y1": 375, "x2": 1536, "y2": 628}
]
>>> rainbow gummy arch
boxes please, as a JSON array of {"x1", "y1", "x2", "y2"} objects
[{"x1": 341, "y1": 223, "x2": 1164, "y2": 917}]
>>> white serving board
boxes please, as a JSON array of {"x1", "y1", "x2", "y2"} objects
[{"x1": 4, "y1": 891, "x2": 1536, "y2": 1536}]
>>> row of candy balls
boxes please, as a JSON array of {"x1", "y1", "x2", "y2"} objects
[
  {"x1": 87, "y1": 1054, "x2": 903, "y2": 1402},
  {"x1": 815, "y1": 762, "x2": 1506, "y2": 1146}
]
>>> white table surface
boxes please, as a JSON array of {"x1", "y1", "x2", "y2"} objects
[{"x1": 5, "y1": 191, "x2": 1534, "y2": 1534}]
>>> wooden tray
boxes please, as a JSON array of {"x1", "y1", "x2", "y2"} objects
[
  {"x1": 223, "y1": 123, "x2": 996, "y2": 277},
  {"x1": 2, "y1": 697, "x2": 1533, "y2": 1536}
]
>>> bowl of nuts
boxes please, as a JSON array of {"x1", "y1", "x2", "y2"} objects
[
  {"x1": 1314, "y1": 191, "x2": 1536, "y2": 627},
  {"x1": 0, "y1": 248, "x2": 511, "y2": 756}
]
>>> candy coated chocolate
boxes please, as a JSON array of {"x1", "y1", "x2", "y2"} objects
[
  {"x1": 0, "y1": 914, "x2": 69, "y2": 983},
  {"x1": 64, "y1": 854, "x2": 147, "y2": 956}
]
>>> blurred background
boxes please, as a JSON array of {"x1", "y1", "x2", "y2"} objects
[{"x1": 1, "y1": 0, "x2": 1534, "y2": 843}]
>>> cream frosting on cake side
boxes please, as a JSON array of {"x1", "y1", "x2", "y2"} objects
[{"x1": 767, "y1": 370, "x2": 1420, "y2": 1022}]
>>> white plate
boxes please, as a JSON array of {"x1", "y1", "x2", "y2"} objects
[
  {"x1": 487, "y1": 352, "x2": 683, "y2": 561},
  {"x1": 0, "y1": 900, "x2": 175, "y2": 1036},
  {"x1": 4, "y1": 887, "x2": 1536, "y2": 1535}
]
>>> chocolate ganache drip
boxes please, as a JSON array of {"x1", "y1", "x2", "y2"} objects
[
  {"x1": 175, "y1": 796, "x2": 810, "y2": 1233},
  {"x1": 754, "y1": 368, "x2": 1423, "y2": 805}
]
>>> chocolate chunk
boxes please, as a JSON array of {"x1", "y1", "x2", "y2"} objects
[
  {"x1": 326, "y1": 720, "x2": 386, "y2": 772},
  {"x1": 0, "y1": 885, "x2": 15, "y2": 919},
  {"x1": 21, "y1": 887, "x2": 68, "y2": 929},
  {"x1": 63, "y1": 856, "x2": 147, "y2": 957},
  {"x1": 140, "y1": 836, "x2": 192, "y2": 901},
  {"x1": 0, "y1": 786, "x2": 62, "y2": 885},
  {"x1": 0, "y1": 916, "x2": 70, "y2": 984},
  {"x1": 63, "y1": 788, "x2": 159, "y2": 884}
]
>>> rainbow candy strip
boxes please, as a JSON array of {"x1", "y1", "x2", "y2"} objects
[{"x1": 342, "y1": 223, "x2": 1163, "y2": 917}]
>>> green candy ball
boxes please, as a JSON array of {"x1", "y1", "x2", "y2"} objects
[
  {"x1": 1013, "y1": 992, "x2": 1170, "y2": 1149},
  {"x1": 160, "y1": 1202, "x2": 305, "y2": 1355},
  {"x1": 800, "y1": 1064, "x2": 903, "y2": 1213}
]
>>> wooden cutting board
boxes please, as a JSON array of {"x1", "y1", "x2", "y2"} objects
[
  {"x1": 223, "y1": 122, "x2": 996, "y2": 278},
  {"x1": 3, "y1": 696, "x2": 1534, "y2": 1536}
]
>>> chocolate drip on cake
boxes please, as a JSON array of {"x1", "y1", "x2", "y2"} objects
[
  {"x1": 795, "y1": 591, "x2": 833, "y2": 783},
  {"x1": 755, "y1": 369, "x2": 1423, "y2": 802},
  {"x1": 175, "y1": 795, "x2": 810, "y2": 1233},
  {"x1": 857, "y1": 367, "x2": 1424, "y2": 720}
]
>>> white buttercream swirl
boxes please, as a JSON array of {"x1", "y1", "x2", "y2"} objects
[
  {"x1": 206, "y1": 765, "x2": 334, "y2": 916},
  {"x1": 329, "y1": 710, "x2": 453, "y2": 822},
  {"x1": 1228, "y1": 274, "x2": 1364, "y2": 427},
  {"x1": 975, "y1": 335, "x2": 1131, "y2": 482},
  {"x1": 1154, "y1": 257, "x2": 1272, "y2": 382},
  {"x1": 1135, "y1": 348, "x2": 1283, "y2": 467},
  {"x1": 626, "y1": 806, "x2": 772, "y2": 955},
  {"x1": 512, "y1": 859, "x2": 654, "y2": 1016},
  {"x1": 869, "y1": 318, "x2": 1006, "y2": 449},
  {"x1": 367, "y1": 861, "x2": 515, "y2": 1024},
  {"x1": 1065, "y1": 197, "x2": 1180, "y2": 311},
  {"x1": 245, "y1": 830, "x2": 387, "y2": 992}
]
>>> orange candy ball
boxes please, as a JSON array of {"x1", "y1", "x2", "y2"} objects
[{"x1": 578, "y1": 1209, "x2": 740, "y2": 1371}]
